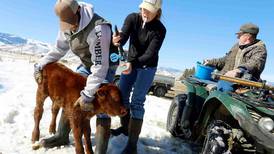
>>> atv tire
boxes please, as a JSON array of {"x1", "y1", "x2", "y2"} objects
[
  {"x1": 166, "y1": 94, "x2": 187, "y2": 137},
  {"x1": 201, "y1": 120, "x2": 233, "y2": 154}
]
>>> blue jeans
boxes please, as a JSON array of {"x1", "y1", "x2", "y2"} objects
[
  {"x1": 76, "y1": 64, "x2": 117, "y2": 119},
  {"x1": 119, "y1": 67, "x2": 157, "y2": 120}
]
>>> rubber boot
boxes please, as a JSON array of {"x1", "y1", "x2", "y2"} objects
[
  {"x1": 95, "y1": 118, "x2": 111, "y2": 154},
  {"x1": 122, "y1": 118, "x2": 143, "y2": 154},
  {"x1": 110, "y1": 111, "x2": 130, "y2": 136},
  {"x1": 41, "y1": 110, "x2": 71, "y2": 148}
]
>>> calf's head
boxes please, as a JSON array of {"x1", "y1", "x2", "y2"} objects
[{"x1": 95, "y1": 84, "x2": 127, "y2": 116}]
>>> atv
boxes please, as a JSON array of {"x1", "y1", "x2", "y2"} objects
[{"x1": 166, "y1": 73, "x2": 274, "y2": 154}]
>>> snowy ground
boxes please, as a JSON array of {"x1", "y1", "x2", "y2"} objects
[{"x1": 0, "y1": 57, "x2": 200, "y2": 154}]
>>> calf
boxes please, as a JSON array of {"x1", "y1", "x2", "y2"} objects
[{"x1": 31, "y1": 62, "x2": 127, "y2": 154}]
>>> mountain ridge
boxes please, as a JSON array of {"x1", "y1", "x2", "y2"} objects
[
  {"x1": 0, "y1": 32, "x2": 182, "y2": 77},
  {"x1": 0, "y1": 32, "x2": 27, "y2": 45},
  {"x1": 0, "y1": 32, "x2": 53, "y2": 55}
]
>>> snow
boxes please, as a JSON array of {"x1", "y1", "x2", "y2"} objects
[{"x1": 0, "y1": 57, "x2": 198, "y2": 154}]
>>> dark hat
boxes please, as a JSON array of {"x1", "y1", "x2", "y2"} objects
[
  {"x1": 54, "y1": 0, "x2": 79, "y2": 31},
  {"x1": 237, "y1": 23, "x2": 259, "y2": 35}
]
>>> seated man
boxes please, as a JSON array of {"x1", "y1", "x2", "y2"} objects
[
  {"x1": 180, "y1": 23, "x2": 267, "y2": 138},
  {"x1": 205, "y1": 23, "x2": 267, "y2": 92}
]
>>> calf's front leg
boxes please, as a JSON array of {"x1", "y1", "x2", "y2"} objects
[
  {"x1": 71, "y1": 118, "x2": 85, "y2": 154},
  {"x1": 83, "y1": 119, "x2": 93, "y2": 154}
]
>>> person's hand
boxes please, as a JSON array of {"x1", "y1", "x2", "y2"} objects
[
  {"x1": 74, "y1": 96, "x2": 94, "y2": 112},
  {"x1": 120, "y1": 62, "x2": 132, "y2": 75},
  {"x1": 224, "y1": 69, "x2": 242, "y2": 77},
  {"x1": 203, "y1": 59, "x2": 210, "y2": 66},
  {"x1": 112, "y1": 31, "x2": 121, "y2": 46},
  {"x1": 34, "y1": 63, "x2": 42, "y2": 84}
]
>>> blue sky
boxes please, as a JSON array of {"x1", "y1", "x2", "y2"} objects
[{"x1": 0, "y1": 0, "x2": 273, "y2": 80}]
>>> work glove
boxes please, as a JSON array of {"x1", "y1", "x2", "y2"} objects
[
  {"x1": 74, "y1": 92, "x2": 95, "y2": 112},
  {"x1": 203, "y1": 59, "x2": 210, "y2": 66},
  {"x1": 34, "y1": 63, "x2": 42, "y2": 84},
  {"x1": 120, "y1": 62, "x2": 132, "y2": 75},
  {"x1": 224, "y1": 69, "x2": 242, "y2": 78}
]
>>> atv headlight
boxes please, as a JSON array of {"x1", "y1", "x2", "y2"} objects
[{"x1": 258, "y1": 117, "x2": 274, "y2": 132}]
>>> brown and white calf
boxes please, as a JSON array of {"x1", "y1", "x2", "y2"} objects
[{"x1": 31, "y1": 62, "x2": 127, "y2": 154}]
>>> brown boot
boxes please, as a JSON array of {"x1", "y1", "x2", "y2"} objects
[
  {"x1": 110, "y1": 111, "x2": 130, "y2": 136},
  {"x1": 122, "y1": 118, "x2": 143, "y2": 154},
  {"x1": 95, "y1": 118, "x2": 111, "y2": 154}
]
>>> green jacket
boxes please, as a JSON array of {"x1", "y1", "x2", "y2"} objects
[{"x1": 207, "y1": 40, "x2": 267, "y2": 80}]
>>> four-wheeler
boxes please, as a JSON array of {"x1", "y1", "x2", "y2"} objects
[{"x1": 166, "y1": 74, "x2": 274, "y2": 153}]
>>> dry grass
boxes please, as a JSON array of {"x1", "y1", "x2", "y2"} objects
[
  {"x1": 163, "y1": 80, "x2": 186, "y2": 99},
  {"x1": 172, "y1": 80, "x2": 186, "y2": 94}
]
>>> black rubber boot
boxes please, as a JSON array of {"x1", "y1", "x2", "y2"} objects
[
  {"x1": 122, "y1": 118, "x2": 143, "y2": 154},
  {"x1": 95, "y1": 118, "x2": 111, "y2": 154},
  {"x1": 41, "y1": 110, "x2": 71, "y2": 148},
  {"x1": 110, "y1": 111, "x2": 130, "y2": 136}
]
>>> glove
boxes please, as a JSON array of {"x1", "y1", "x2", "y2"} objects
[
  {"x1": 224, "y1": 69, "x2": 242, "y2": 78},
  {"x1": 120, "y1": 62, "x2": 132, "y2": 75},
  {"x1": 34, "y1": 63, "x2": 42, "y2": 84},
  {"x1": 74, "y1": 92, "x2": 95, "y2": 112},
  {"x1": 203, "y1": 59, "x2": 210, "y2": 66}
]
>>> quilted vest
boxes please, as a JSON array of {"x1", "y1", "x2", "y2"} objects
[{"x1": 64, "y1": 13, "x2": 117, "y2": 68}]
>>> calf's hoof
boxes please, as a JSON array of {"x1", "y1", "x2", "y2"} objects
[{"x1": 32, "y1": 141, "x2": 43, "y2": 150}]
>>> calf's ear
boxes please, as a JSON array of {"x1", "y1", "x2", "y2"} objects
[{"x1": 96, "y1": 88, "x2": 108, "y2": 97}]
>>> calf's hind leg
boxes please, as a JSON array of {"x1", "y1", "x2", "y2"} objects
[
  {"x1": 40, "y1": 110, "x2": 71, "y2": 148},
  {"x1": 49, "y1": 103, "x2": 60, "y2": 134},
  {"x1": 32, "y1": 88, "x2": 47, "y2": 143}
]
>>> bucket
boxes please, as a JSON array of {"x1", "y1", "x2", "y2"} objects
[{"x1": 195, "y1": 62, "x2": 215, "y2": 80}]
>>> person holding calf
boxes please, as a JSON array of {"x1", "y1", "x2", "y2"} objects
[{"x1": 34, "y1": 0, "x2": 117, "y2": 153}]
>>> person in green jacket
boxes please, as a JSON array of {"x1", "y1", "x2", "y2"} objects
[
  {"x1": 180, "y1": 23, "x2": 267, "y2": 139},
  {"x1": 205, "y1": 23, "x2": 267, "y2": 91}
]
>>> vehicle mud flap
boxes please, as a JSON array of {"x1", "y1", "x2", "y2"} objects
[
  {"x1": 180, "y1": 92, "x2": 196, "y2": 138},
  {"x1": 166, "y1": 94, "x2": 187, "y2": 137}
]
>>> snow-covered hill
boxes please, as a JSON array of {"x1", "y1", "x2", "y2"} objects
[
  {"x1": 157, "y1": 67, "x2": 182, "y2": 78},
  {"x1": 0, "y1": 32, "x2": 183, "y2": 77},
  {"x1": 0, "y1": 32, "x2": 27, "y2": 44},
  {"x1": 0, "y1": 32, "x2": 53, "y2": 55}
]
